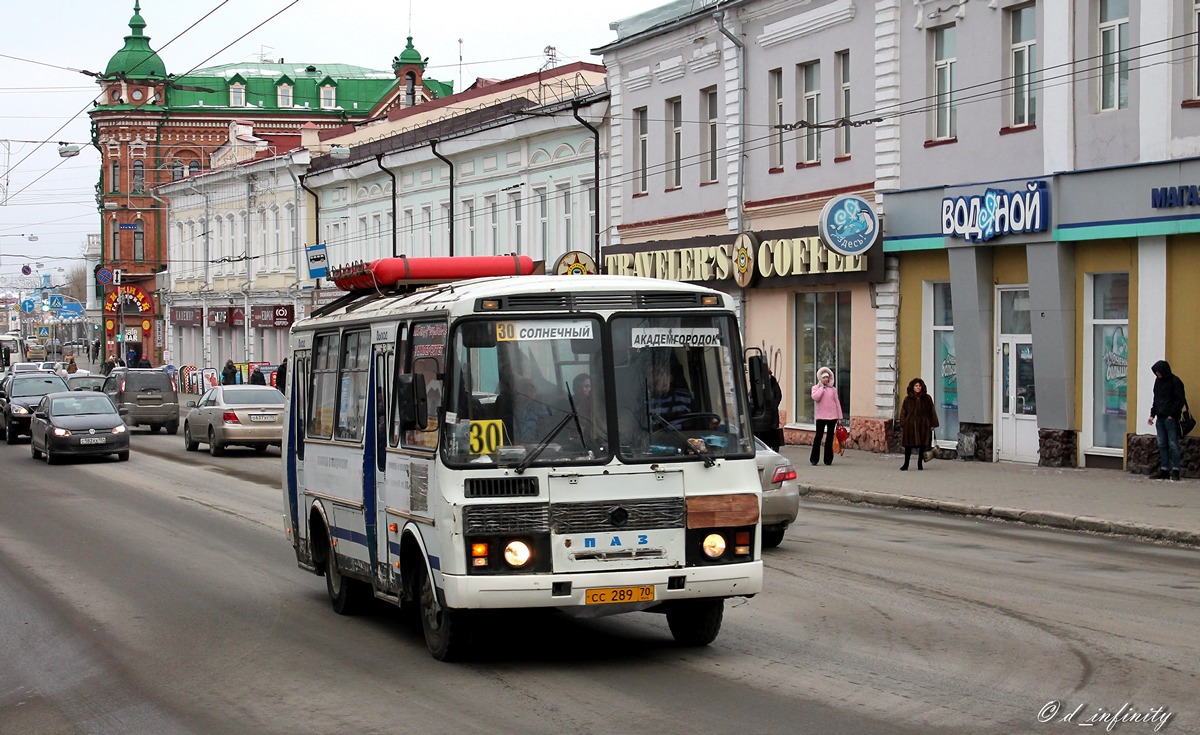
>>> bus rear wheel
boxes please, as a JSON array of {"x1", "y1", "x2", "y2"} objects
[
  {"x1": 666, "y1": 599, "x2": 724, "y2": 647},
  {"x1": 325, "y1": 539, "x2": 369, "y2": 615},
  {"x1": 416, "y1": 562, "x2": 470, "y2": 661}
]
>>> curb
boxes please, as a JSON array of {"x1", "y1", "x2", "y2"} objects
[{"x1": 798, "y1": 485, "x2": 1200, "y2": 547}]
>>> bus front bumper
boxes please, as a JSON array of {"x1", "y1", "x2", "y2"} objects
[{"x1": 438, "y1": 561, "x2": 763, "y2": 611}]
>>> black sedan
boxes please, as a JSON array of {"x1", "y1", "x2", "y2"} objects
[
  {"x1": 1, "y1": 373, "x2": 69, "y2": 443},
  {"x1": 30, "y1": 391, "x2": 130, "y2": 463}
]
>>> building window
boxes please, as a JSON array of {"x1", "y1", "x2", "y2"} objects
[
  {"x1": 402, "y1": 209, "x2": 414, "y2": 254},
  {"x1": 133, "y1": 221, "x2": 145, "y2": 261},
  {"x1": 558, "y1": 183, "x2": 573, "y2": 252},
  {"x1": 800, "y1": 61, "x2": 821, "y2": 164},
  {"x1": 421, "y1": 205, "x2": 431, "y2": 257},
  {"x1": 796, "y1": 291, "x2": 851, "y2": 424},
  {"x1": 934, "y1": 26, "x2": 957, "y2": 139},
  {"x1": 1194, "y1": 1, "x2": 1200, "y2": 98},
  {"x1": 485, "y1": 195, "x2": 498, "y2": 253},
  {"x1": 835, "y1": 51, "x2": 851, "y2": 157},
  {"x1": 509, "y1": 192, "x2": 523, "y2": 252},
  {"x1": 1087, "y1": 273, "x2": 1129, "y2": 450},
  {"x1": 260, "y1": 210, "x2": 269, "y2": 267},
  {"x1": 405, "y1": 72, "x2": 416, "y2": 107},
  {"x1": 439, "y1": 203, "x2": 449, "y2": 255},
  {"x1": 132, "y1": 161, "x2": 144, "y2": 193},
  {"x1": 188, "y1": 161, "x2": 200, "y2": 176},
  {"x1": 1099, "y1": 0, "x2": 1129, "y2": 111},
  {"x1": 633, "y1": 107, "x2": 648, "y2": 194},
  {"x1": 277, "y1": 84, "x2": 292, "y2": 108},
  {"x1": 1010, "y1": 5, "x2": 1037, "y2": 126},
  {"x1": 110, "y1": 162, "x2": 120, "y2": 192},
  {"x1": 702, "y1": 87, "x2": 719, "y2": 182},
  {"x1": 535, "y1": 187, "x2": 548, "y2": 260},
  {"x1": 271, "y1": 208, "x2": 281, "y2": 270},
  {"x1": 229, "y1": 83, "x2": 246, "y2": 107},
  {"x1": 111, "y1": 224, "x2": 120, "y2": 261},
  {"x1": 584, "y1": 179, "x2": 596, "y2": 251},
  {"x1": 930, "y1": 282, "x2": 958, "y2": 443},
  {"x1": 666, "y1": 97, "x2": 682, "y2": 188},
  {"x1": 171, "y1": 161, "x2": 184, "y2": 180},
  {"x1": 283, "y1": 204, "x2": 294, "y2": 271},
  {"x1": 769, "y1": 68, "x2": 784, "y2": 168},
  {"x1": 461, "y1": 198, "x2": 476, "y2": 256},
  {"x1": 320, "y1": 85, "x2": 336, "y2": 109}
]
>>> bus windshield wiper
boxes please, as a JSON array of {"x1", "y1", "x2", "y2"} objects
[
  {"x1": 515, "y1": 407, "x2": 578, "y2": 474},
  {"x1": 651, "y1": 413, "x2": 715, "y2": 468}
]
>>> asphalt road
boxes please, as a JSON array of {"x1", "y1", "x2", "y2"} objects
[{"x1": 0, "y1": 428, "x2": 1196, "y2": 735}]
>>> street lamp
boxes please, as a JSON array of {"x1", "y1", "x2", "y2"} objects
[{"x1": 0, "y1": 234, "x2": 38, "y2": 241}]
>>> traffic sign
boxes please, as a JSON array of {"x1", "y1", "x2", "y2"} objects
[
  {"x1": 49, "y1": 294, "x2": 64, "y2": 310},
  {"x1": 96, "y1": 267, "x2": 113, "y2": 284},
  {"x1": 21, "y1": 265, "x2": 31, "y2": 276},
  {"x1": 20, "y1": 299, "x2": 35, "y2": 313},
  {"x1": 37, "y1": 326, "x2": 50, "y2": 338}
]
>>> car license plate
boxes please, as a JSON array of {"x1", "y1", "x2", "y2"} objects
[
  {"x1": 585, "y1": 585, "x2": 655, "y2": 605},
  {"x1": 79, "y1": 437, "x2": 107, "y2": 445},
  {"x1": 249, "y1": 414, "x2": 275, "y2": 422}
]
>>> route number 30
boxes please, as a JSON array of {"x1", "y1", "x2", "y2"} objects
[{"x1": 469, "y1": 419, "x2": 504, "y2": 455}]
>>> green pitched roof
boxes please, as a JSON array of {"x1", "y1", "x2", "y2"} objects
[{"x1": 104, "y1": 1, "x2": 167, "y2": 79}]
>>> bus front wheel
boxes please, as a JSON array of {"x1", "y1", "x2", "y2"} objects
[
  {"x1": 666, "y1": 599, "x2": 724, "y2": 647},
  {"x1": 325, "y1": 539, "x2": 369, "y2": 615},
  {"x1": 416, "y1": 562, "x2": 470, "y2": 661}
]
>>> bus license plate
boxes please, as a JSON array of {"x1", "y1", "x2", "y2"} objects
[
  {"x1": 79, "y1": 437, "x2": 106, "y2": 445},
  {"x1": 585, "y1": 585, "x2": 655, "y2": 605}
]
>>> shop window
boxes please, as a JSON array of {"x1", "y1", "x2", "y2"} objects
[
  {"x1": 930, "y1": 282, "x2": 958, "y2": 443},
  {"x1": 1088, "y1": 273, "x2": 1129, "y2": 450},
  {"x1": 796, "y1": 291, "x2": 851, "y2": 424}
]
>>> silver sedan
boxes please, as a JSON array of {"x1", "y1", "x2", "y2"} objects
[
  {"x1": 755, "y1": 438, "x2": 800, "y2": 548},
  {"x1": 183, "y1": 385, "x2": 285, "y2": 456}
]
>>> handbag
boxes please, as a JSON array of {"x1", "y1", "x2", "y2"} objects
[
  {"x1": 835, "y1": 423, "x2": 849, "y2": 444},
  {"x1": 922, "y1": 431, "x2": 936, "y2": 462},
  {"x1": 1182, "y1": 404, "x2": 1197, "y2": 436}
]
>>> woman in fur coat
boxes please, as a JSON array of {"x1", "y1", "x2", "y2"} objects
[{"x1": 898, "y1": 377, "x2": 939, "y2": 470}]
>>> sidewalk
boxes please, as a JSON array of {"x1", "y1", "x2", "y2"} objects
[{"x1": 777, "y1": 445, "x2": 1200, "y2": 546}]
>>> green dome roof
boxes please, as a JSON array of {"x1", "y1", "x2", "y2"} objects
[
  {"x1": 393, "y1": 37, "x2": 425, "y2": 70},
  {"x1": 104, "y1": 2, "x2": 167, "y2": 78}
]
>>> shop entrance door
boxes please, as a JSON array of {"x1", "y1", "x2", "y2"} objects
[{"x1": 995, "y1": 289, "x2": 1039, "y2": 463}]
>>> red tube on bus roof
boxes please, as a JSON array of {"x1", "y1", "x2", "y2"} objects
[{"x1": 331, "y1": 255, "x2": 537, "y2": 291}]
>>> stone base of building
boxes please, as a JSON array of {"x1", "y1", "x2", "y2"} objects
[
  {"x1": 1126, "y1": 433, "x2": 1199, "y2": 478},
  {"x1": 1038, "y1": 429, "x2": 1078, "y2": 468},
  {"x1": 784, "y1": 417, "x2": 895, "y2": 453},
  {"x1": 956, "y1": 422, "x2": 993, "y2": 461}
]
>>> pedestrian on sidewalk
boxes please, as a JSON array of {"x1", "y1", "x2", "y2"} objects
[
  {"x1": 898, "y1": 377, "x2": 939, "y2": 471},
  {"x1": 275, "y1": 357, "x2": 288, "y2": 393},
  {"x1": 221, "y1": 359, "x2": 239, "y2": 386},
  {"x1": 810, "y1": 366, "x2": 843, "y2": 466},
  {"x1": 249, "y1": 366, "x2": 266, "y2": 385},
  {"x1": 754, "y1": 368, "x2": 784, "y2": 451},
  {"x1": 1148, "y1": 359, "x2": 1187, "y2": 481}
]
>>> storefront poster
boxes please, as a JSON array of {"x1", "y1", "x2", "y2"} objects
[
  {"x1": 1103, "y1": 325, "x2": 1128, "y2": 417},
  {"x1": 939, "y1": 335, "x2": 958, "y2": 410}
]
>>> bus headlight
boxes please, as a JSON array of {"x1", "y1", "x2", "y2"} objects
[
  {"x1": 701, "y1": 533, "x2": 726, "y2": 558},
  {"x1": 503, "y1": 540, "x2": 532, "y2": 568}
]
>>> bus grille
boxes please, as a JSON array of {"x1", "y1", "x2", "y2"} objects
[
  {"x1": 463, "y1": 503, "x2": 550, "y2": 534},
  {"x1": 550, "y1": 498, "x2": 686, "y2": 534},
  {"x1": 465, "y1": 477, "x2": 539, "y2": 498}
]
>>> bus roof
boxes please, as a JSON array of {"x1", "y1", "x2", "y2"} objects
[{"x1": 295, "y1": 275, "x2": 735, "y2": 329}]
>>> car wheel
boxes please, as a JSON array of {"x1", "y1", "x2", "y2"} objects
[
  {"x1": 0, "y1": 417, "x2": 6, "y2": 440},
  {"x1": 30, "y1": 440, "x2": 42, "y2": 460},
  {"x1": 6, "y1": 424, "x2": 18, "y2": 445},
  {"x1": 183, "y1": 422, "x2": 199, "y2": 451},
  {"x1": 165, "y1": 421, "x2": 178, "y2": 436},
  {"x1": 117, "y1": 451, "x2": 129, "y2": 462},
  {"x1": 45, "y1": 442, "x2": 57, "y2": 465},
  {"x1": 665, "y1": 599, "x2": 724, "y2": 647},
  {"x1": 208, "y1": 427, "x2": 224, "y2": 456},
  {"x1": 761, "y1": 528, "x2": 786, "y2": 549},
  {"x1": 416, "y1": 560, "x2": 471, "y2": 662},
  {"x1": 149, "y1": 423, "x2": 161, "y2": 433}
]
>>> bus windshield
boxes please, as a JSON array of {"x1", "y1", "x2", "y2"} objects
[
  {"x1": 442, "y1": 316, "x2": 611, "y2": 467},
  {"x1": 611, "y1": 314, "x2": 753, "y2": 463}
]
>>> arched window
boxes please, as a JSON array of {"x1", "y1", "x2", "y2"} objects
[
  {"x1": 189, "y1": 161, "x2": 200, "y2": 176},
  {"x1": 134, "y1": 221, "x2": 145, "y2": 261},
  {"x1": 132, "y1": 161, "x2": 144, "y2": 193},
  {"x1": 405, "y1": 72, "x2": 416, "y2": 106},
  {"x1": 171, "y1": 162, "x2": 184, "y2": 180}
]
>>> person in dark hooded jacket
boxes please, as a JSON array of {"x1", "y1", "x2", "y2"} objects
[
  {"x1": 1148, "y1": 359, "x2": 1187, "y2": 480},
  {"x1": 898, "y1": 377, "x2": 939, "y2": 471}
]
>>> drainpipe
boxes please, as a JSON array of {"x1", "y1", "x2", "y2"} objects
[
  {"x1": 285, "y1": 163, "x2": 306, "y2": 316},
  {"x1": 572, "y1": 100, "x2": 601, "y2": 263},
  {"x1": 376, "y1": 153, "x2": 398, "y2": 257},
  {"x1": 299, "y1": 173, "x2": 322, "y2": 285},
  {"x1": 715, "y1": 9, "x2": 748, "y2": 326},
  {"x1": 430, "y1": 139, "x2": 454, "y2": 257}
]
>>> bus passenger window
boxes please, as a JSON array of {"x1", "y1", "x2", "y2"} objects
[{"x1": 335, "y1": 330, "x2": 370, "y2": 442}]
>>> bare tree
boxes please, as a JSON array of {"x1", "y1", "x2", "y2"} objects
[{"x1": 62, "y1": 265, "x2": 89, "y2": 304}]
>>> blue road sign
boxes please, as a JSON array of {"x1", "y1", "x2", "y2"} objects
[
  {"x1": 49, "y1": 295, "x2": 64, "y2": 310},
  {"x1": 37, "y1": 326, "x2": 50, "y2": 338},
  {"x1": 96, "y1": 267, "x2": 113, "y2": 284},
  {"x1": 20, "y1": 299, "x2": 35, "y2": 313}
]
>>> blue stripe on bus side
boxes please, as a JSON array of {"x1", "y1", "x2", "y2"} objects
[
  {"x1": 387, "y1": 541, "x2": 440, "y2": 571},
  {"x1": 330, "y1": 525, "x2": 369, "y2": 547}
]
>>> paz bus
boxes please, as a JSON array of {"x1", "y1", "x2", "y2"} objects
[{"x1": 282, "y1": 255, "x2": 770, "y2": 660}]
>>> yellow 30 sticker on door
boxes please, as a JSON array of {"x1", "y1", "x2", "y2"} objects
[{"x1": 469, "y1": 419, "x2": 504, "y2": 455}]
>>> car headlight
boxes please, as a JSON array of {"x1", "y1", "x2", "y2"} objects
[
  {"x1": 11, "y1": 405, "x2": 29, "y2": 415},
  {"x1": 701, "y1": 533, "x2": 727, "y2": 558},
  {"x1": 111, "y1": 424, "x2": 126, "y2": 434},
  {"x1": 503, "y1": 540, "x2": 533, "y2": 568},
  {"x1": 53, "y1": 427, "x2": 71, "y2": 437}
]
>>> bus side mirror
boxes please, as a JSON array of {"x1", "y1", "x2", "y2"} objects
[
  {"x1": 746, "y1": 353, "x2": 770, "y2": 423},
  {"x1": 395, "y1": 373, "x2": 428, "y2": 431}
]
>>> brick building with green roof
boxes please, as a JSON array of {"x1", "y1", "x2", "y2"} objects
[{"x1": 89, "y1": 2, "x2": 451, "y2": 364}]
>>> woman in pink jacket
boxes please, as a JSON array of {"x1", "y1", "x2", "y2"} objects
[{"x1": 810, "y1": 365, "x2": 844, "y2": 466}]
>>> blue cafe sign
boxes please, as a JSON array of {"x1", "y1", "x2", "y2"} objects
[
  {"x1": 818, "y1": 194, "x2": 878, "y2": 257},
  {"x1": 942, "y1": 181, "x2": 1050, "y2": 242}
]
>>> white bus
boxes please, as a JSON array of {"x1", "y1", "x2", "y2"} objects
[{"x1": 282, "y1": 256, "x2": 768, "y2": 660}]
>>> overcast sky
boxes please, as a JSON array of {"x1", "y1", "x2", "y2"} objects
[{"x1": 0, "y1": 0, "x2": 656, "y2": 285}]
